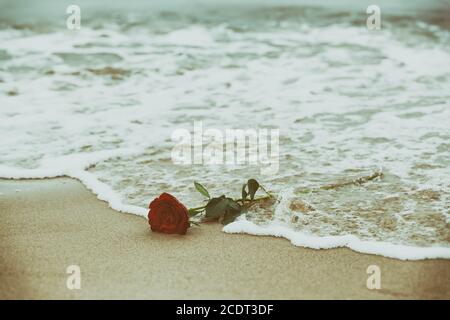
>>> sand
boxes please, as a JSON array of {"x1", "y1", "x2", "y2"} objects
[{"x1": 0, "y1": 178, "x2": 449, "y2": 299}]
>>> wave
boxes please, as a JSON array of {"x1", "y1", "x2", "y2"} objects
[
  {"x1": 1, "y1": 7, "x2": 449, "y2": 260},
  {"x1": 224, "y1": 220, "x2": 450, "y2": 260}
]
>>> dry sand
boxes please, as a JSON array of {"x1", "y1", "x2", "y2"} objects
[{"x1": 0, "y1": 178, "x2": 449, "y2": 299}]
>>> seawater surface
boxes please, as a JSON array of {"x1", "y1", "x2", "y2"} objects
[{"x1": 1, "y1": 3, "x2": 449, "y2": 260}]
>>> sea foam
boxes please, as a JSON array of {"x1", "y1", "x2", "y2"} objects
[
  {"x1": 1, "y1": 7, "x2": 449, "y2": 260},
  {"x1": 223, "y1": 220, "x2": 450, "y2": 260}
]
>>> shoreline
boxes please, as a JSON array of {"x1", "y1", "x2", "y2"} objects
[{"x1": 1, "y1": 178, "x2": 449, "y2": 299}]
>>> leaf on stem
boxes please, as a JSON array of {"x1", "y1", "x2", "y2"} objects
[
  {"x1": 247, "y1": 179, "x2": 260, "y2": 200},
  {"x1": 222, "y1": 207, "x2": 242, "y2": 225},
  {"x1": 205, "y1": 196, "x2": 229, "y2": 219},
  {"x1": 194, "y1": 181, "x2": 210, "y2": 199},
  {"x1": 205, "y1": 196, "x2": 243, "y2": 224},
  {"x1": 188, "y1": 208, "x2": 203, "y2": 217},
  {"x1": 221, "y1": 198, "x2": 243, "y2": 225}
]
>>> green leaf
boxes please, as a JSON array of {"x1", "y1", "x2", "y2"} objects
[
  {"x1": 222, "y1": 208, "x2": 242, "y2": 225},
  {"x1": 205, "y1": 196, "x2": 243, "y2": 222},
  {"x1": 241, "y1": 184, "x2": 248, "y2": 201},
  {"x1": 247, "y1": 179, "x2": 260, "y2": 200},
  {"x1": 188, "y1": 208, "x2": 203, "y2": 217},
  {"x1": 226, "y1": 198, "x2": 241, "y2": 211},
  {"x1": 194, "y1": 181, "x2": 210, "y2": 199},
  {"x1": 204, "y1": 196, "x2": 228, "y2": 218},
  {"x1": 222, "y1": 199, "x2": 243, "y2": 225}
]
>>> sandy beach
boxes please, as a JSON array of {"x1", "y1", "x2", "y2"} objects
[{"x1": 0, "y1": 178, "x2": 449, "y2": 299}]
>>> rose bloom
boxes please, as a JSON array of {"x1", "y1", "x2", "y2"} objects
[{"x1": 148, "y1": 193, "x2": 190, "y2": 235}]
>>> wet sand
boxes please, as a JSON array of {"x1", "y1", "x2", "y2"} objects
[{"x1": 0, "y1": 178, "x2": 449, "y2": 299}]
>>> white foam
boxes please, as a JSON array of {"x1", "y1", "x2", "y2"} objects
[
  {"x1": 73, "y1": 170, "x2": 147, "y2": 217},
  {"x1": 0, "y1": 148, "x2": 148, "y2": 217},
  {"x1": 162, "y1": 26, "x2": 216, "y2": 47},
  {"x1": 1, "y1": 12, "x2": 449, "y2": 260},
  {"x1": 223, "y1": 220, "x2": 450, "y2": 260},
  {"x1": 0, "y1": 149, "x2": 141, "y2": 178},
  {"x1": 0, "y1": 163, "x2": 147, "y2": 217}
]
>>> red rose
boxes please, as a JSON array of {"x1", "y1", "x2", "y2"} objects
[{"x1": 148, "y1": 193, "x2": 190, "y2": 235}]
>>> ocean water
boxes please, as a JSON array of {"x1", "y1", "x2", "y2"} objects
[{"x1": 1, "y1": 1, "x2": 449, "y2": 259}]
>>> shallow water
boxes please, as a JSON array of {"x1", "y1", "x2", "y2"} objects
[{"x1": 1, "y1": 3, "x2": 449, "y2": 259}]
